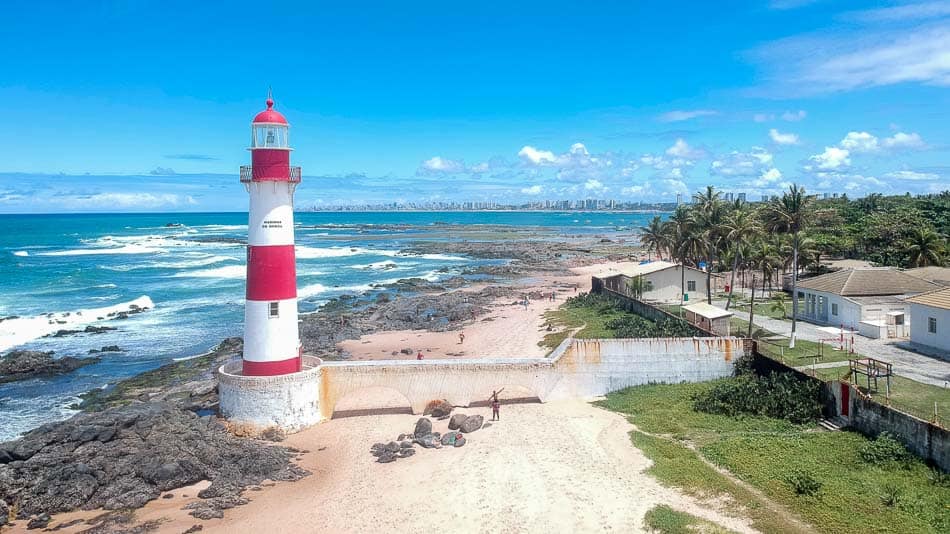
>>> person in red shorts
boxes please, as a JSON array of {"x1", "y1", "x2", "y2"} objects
[{"x1": 417, "y1": 351, "x2": 424, "y2": 360}]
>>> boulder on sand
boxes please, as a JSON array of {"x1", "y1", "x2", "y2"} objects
[
  {"x1": 460, "y1": 414, "x2": 484, "y2": 433},
  {"x1": 413, "y1": 417, "x2": 432, "y2": 437},
  {"x1": 423, "y1": 399, "x2": 453, "y2": 418},
  {"x1": 448, "y1": 413, "x2": 468, "y2": 431},
  {"x1": 454, "y1": 436, "x2": 466, "y2": 448}
]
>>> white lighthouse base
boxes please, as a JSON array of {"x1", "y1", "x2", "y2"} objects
[{"x1": 217, "y1": 356, "x2": 323, "y2": 433}]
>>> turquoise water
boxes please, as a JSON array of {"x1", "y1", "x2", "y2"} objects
[{"x1": 0, "y1": 211, "x2": 657, "y2": 439}]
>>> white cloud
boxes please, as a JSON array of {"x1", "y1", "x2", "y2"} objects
[
  {"x1": 752, "y1": 167, "x2": 784, "y2": 187},
  {"x1": 752, "y1": 21, "x2": 950, "y2": 94},
  {"x1": 840, "y1": 131, "x2": 879, "y2": 152},
  {"x1": 848, "y1": 2, "x2": 950, "y2": 23},
  {"x1": 781, "y1": 110, "x2": 807, "y2": 122},
  {"x1": 420, "y1": 156, "x2": 465, "y2": 173},
  {"x1": 54, "y1": 193, "x2": 194, "y2": 209},
  {"x1": 753, "y1": 113, "x2": 772, "y2": 123},
  {"x1": 884, "y1": 169, "x2": 940, "y2": 181},
  {"x1": 882, "y1": 131, "x2": 925, "y2": 149},
  {"x1": 657, "y1": 109, "x2": 719, "y2": 123},
  {"x1": 584, "y1": 179, "x2": 607, "y2": 192},
  {"x1": 518, "y1": 146, "x2": 559, "y2": 165},
  {"x1": 711, "y1": 147, "x2": 774, "y2": 176},
  {"x1": 769, "y1": 128, "x2": 800, "y2": 145},
  {"x1": 521, "y1": 185, "x2": 543, "y2": 195},
  {"x1": 665, "y1": 138, "x2": 704, "y2": 160},
  {"x1": 809, "y1": 147, "x2": 852, "y2": 169}
]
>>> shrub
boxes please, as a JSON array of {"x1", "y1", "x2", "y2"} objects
[
  {"x1": 785, "y1": 469, "x2": 822, "y2": 497},
  {"x1": 692, "y1": 371, "x2": 822, "y2": 424},
  {"x1": 860, "y1": 432, "x2": 910, "y2": 466},
  {"x1": 879, "y1": 483, "x2": 901, "y2": 507}
]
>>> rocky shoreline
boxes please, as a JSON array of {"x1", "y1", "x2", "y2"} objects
[{"x1": 0, "y1": 236, "x2": 636, "y2": 529}]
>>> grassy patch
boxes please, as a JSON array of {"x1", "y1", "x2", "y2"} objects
[
  {"x1": 643, "y1": 504, "x2": 735, "y2": 534},
  {"x1": 602, "y1": 381, "x2": 950, "y2": 534}
]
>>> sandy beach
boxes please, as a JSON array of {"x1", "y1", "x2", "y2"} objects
[
  {"x1": 23, "y1": 400, "x2": 751, "y2": 534},
  {"x1": 337, "y1": 261, "x2": 637, "y2": 361}
]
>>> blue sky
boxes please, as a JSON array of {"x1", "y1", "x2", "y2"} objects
[{"x1": 1, "y1": 0, "x2": 949, "y2": 212}]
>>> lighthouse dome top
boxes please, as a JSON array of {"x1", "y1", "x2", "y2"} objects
[{"x1": 252, "y1": 96, "x2": 288, "y2": 125}]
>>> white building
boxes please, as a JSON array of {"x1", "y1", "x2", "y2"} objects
[
  {"x1": 593, "y1": 260, "x2": 719, "y2": 304},
  {"x1": 906, "y1": 288, "x2": 950, "y2": 353},
  {"x1": 795, "y1": 268, "x2": 939, "y2": 339},
  {"x1": 905, "y1": 266, "x2": 950, "y2": 287}
]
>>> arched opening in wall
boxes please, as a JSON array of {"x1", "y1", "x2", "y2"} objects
[
  {"x1": 470, "y1": 384, "x2": 540, "y2": 407},
  {"x1": 332, "y1": 386, "x2": 413, "y2": 419}
]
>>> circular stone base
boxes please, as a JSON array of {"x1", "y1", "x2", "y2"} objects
[{"x1": 217, "y1": 355, "x2": 323, "y2": 433}]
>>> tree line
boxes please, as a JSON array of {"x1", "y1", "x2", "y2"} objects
[{"x1": 639, "y1": 185, "x2": 949, "y2": 348}]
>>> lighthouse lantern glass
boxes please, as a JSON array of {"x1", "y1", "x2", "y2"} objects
[{"x1": 252, "y1": 124, "x2": 289, "y2": 149}]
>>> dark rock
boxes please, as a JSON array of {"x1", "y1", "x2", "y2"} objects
[
  {"x1": 448, "y1": 414, "x2": 469, "y2": 431},
  {"x1": 424, "y1": 399, "x2": 453, "y2": 418},
  {"x1": 0, "y1": 402, "x2": 309, "y2": 518},
  {"x1": 397, "y1": 448, "x2": 415, "y2": 458},
  {"x1": 89, "y1": 345, "x2": 124, "y2": 354},
  {"x1": 413, "y1": 418, "x2": 432, "y2": 438},
  {"x1": 385, "y1": 441, "x2": 400, "y2": 453},
  {"x1": 162, "y1": 493, "x2": 174, "y2": 499},
  {"x1": 460, "y1": 415, "x2": 484, "y2": 433},
  {"x1": 454, "y1": 436, "x2": 466, "y2": 448},
  {"x1": 27, "y1": 513, "x2": 51, "y2": 529},
  {"x1": 85, "y1": 325, "x2": 117, "y2": 334},
  {"x1": 0, "y1": 350, "x2": 100, "y2": 384},
  {"x1": 377, "y1": 451, "x2": 396, "y2": 463},
  {"x1": 400, "y1": 348, "x2": 413, "y2": 355},
  {"x1": 400, "y1": 441, "x2": 412, "y2": 449},
  {"x1": 440, "y1": 432, "x2": 462, "y2": 447},
  {"x1": 184, "y1": 525, "x2": 204, "y2": 533},
  {"x1": 259, "y1": 427, "x2": 285, "y2": 442},
  {"x1": 0, "y1": 499, "x2": 7, "y2": 526}
]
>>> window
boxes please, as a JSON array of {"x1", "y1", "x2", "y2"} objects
[
  {"x1": 832, "y1": 303, "x2": 838, "y2": 316},
  {"x1": 687, "y1": 280, "x2": 696, "y2": 292},
  {"x1": 929, "y1": 317, "x2": 938, "y2": 334},
  {"x1": 269, "y1": 301, "x2": 279, "y2": 318}
]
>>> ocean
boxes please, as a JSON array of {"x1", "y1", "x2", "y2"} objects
[{"x1": 0, "y1": 211, "x2": 657, "y2": 439}]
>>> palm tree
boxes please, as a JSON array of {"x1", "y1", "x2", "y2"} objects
[
  {"x1": 762, "y1": 184, "x2": 814, "y2": 348},
  {"x1": 770, "y1": 292, "x2": 788, "y2": 319},
  {"x1": 906, "y1": 228, "x2": 945, "y2": 267},
  {"x1": 722, "y1": 208, "x2": 760, "y2": 310},
  {"x1": 664, "y1": 206, "x2": 694, "y2": 308},
  {"x1": 639, "y1": 215, "x2": 667, "y2": 261},
  {"x1": 693, "y1": 186, "x2": 725, "y2": 304},
  {"x1": 626, "y1": 275, "x2": 653, "y2": 299}
]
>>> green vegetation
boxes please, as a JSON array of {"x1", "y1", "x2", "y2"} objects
[
  {"x1": 540, "y1": 292, "x2": 696, "y2": 349},
  {"x1": 692, "y1": 357, "x2": 823, "y2": 424},
  {"x1": 600, "y1": 381, "x2": 950, "y2": 534},
  {"x1": 643, "y1": 505, "x2": 734, "y2": 534}
]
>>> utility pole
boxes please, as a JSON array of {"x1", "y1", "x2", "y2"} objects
[{"x1": 748, "y1": 274, "x2": 757, "y2": 339}]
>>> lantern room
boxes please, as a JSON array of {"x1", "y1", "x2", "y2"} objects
[{"x1": 251, "y1": 96, "x2": 291, "y2": 150}]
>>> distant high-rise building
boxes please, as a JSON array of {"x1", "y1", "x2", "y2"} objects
[
  {"x1": 761, "y1": 195, "x2": 769, "y2": 202},
  {"x1": 724, "y1": 192, "x2": 734, "y2": 202},
  {"x1": 676, "y1": 193, "x2": 683, "y2": 205},
  {"x1": 737, "y1": 193, "x2": 746, "y2": 203}
]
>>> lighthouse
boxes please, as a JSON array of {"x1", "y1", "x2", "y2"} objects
[{"x1": 240, "y1": 93, "x2": 302, "y2": 376}]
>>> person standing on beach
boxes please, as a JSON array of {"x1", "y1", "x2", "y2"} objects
[
  {"x1": 489, "y1": 389, "x2": 504, "y2": 421},
  {"x1": 417, "y1": 351, "x2": 424, "y2": 360},
  {"x1": 459, "y1": 332, "x2": 465, "y2": 344}
]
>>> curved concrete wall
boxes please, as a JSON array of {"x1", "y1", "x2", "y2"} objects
[
  {"x1": 219, "y1": 337, "x2": 743, "y2": 433},
  {"x1": 218, "y1": 355, "x2": 323, "y2": 432}
]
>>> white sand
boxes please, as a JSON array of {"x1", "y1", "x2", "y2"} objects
[
  {"x1": 338, "y1": 261, "x2": 642, "y2": 361},
  {"x1": 31, "y1": 401, "x2": 750, "y2": 534}
]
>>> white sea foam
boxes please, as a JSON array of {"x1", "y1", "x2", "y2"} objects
[
  {"x1": 297, "y1": 283, "x2": 328, "y2": 298},
  {"x1": 351, "y1": 260, "x2": 399, "y2": 270},
  {"x1": 13, "y1": 251, "x2": 28, "y2": 257},
  {"x1": 94, "y1": 283, "x2": 118, "y2": 289},
  {"x1": 0, "y1": 296, "x2": 155, "y2": 353},
  {"x1": 38, "y1": 244, "x2": 168, "y2": 256},
  {"x1": 172, "y1": 265, "x2": 245, "y2": 279}
]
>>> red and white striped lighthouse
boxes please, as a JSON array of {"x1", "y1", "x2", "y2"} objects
[{"x1": 240, "y1": 93, "x2": 302, "y2": 376}]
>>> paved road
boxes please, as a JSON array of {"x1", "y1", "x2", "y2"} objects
[{"x1": 747, "y1": 312, "x2": 950, "y2": 388}]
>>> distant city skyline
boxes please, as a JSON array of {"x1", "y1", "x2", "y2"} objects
[{"x1": 2, "y1": 1, "x2": 949, "y2": 213}]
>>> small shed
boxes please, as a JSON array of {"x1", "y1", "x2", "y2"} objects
[{"x1": 682, "y1": 302, "x2": 733, "y2": 336}]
